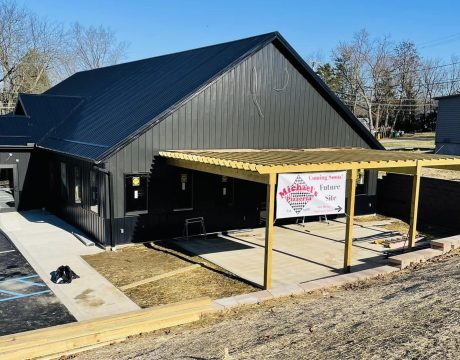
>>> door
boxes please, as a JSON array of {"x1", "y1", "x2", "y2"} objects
[{"x1": 0, "y1": 165, "x2": 18, "y2": 212}]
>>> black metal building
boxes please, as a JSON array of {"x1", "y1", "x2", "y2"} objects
[{"x1": 0, "y1": 32, "x2": 383, "y2": 247}]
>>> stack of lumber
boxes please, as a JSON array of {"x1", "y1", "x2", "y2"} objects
[{"x1": 0, "y1": 297, "x2": 212, "y2": 360}]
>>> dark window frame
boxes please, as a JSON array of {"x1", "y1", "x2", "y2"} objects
[
  {"x1": 60, "y1": 162, "x2": 68, "y2": 202},
  {"x1": 124, "y1": 173, "x2": 149, "y2": 216},
  {"x1": 74, "y1": 166, "x2": 82, "y2": 205},
  {"x1": 356, "y1": 169, "x2": 368, "y2": 195},
  {"x1": 89, "y1": 170, "x2": 100, "y2": 215},
  {"x1": 172, "y1": 172, "x2": 194, "y2": 212}
]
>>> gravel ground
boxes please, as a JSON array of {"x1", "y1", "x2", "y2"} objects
[{"x1": 74, "y1": 250, "x2": 460, "y2": 360}]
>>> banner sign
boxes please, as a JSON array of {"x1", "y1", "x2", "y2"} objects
[{"x1": 276, "y1": 171, "x2": 346, "y2": 219}]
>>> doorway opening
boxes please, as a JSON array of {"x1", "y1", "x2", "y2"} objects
[{"x1": 0, "y1": 167, "x2": 16, "y2": 212}]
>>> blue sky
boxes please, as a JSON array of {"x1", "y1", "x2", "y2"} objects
[{"x1": 18, "y1": 0, "x2": 460, "y2": 64}]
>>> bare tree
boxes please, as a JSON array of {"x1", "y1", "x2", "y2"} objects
[
  {"x1": 0, "y1": 0, "x2": 64, "y2": 111},
  {"x1": 0, "y1": 0, "x2": 30, "y2": 109},
  {"x1": 57, "y1": 22, "x2": 129, "y2": 79}
]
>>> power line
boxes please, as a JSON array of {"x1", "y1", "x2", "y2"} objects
[
  {"x1": 341, "y1": 100, "x2": 436, "y2": 108},
  {"x1": 418, "y1": 32, "x2": 460, "y2": 49}
]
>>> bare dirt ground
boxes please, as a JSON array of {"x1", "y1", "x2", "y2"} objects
[
  {"x1": 82, "y1": 242, "x2": 255, "y2": 307},
  {"x1": 74, "y1": 250, "x2": 460, "y2": 360}
]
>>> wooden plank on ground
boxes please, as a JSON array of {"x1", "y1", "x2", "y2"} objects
[
  {"x1": 120, "y1": 264, "x2": 201, "y2": 291},
  {"x1": 0, "y1": 297, "x2": 211, "y2": 346},
  {"x1": 0, "y1": 297, "x2": 213, "y2": 360}
]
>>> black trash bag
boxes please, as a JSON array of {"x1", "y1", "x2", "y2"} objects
[{"x1": 53, "y1": 265, "x2": 80, "y2": 284}]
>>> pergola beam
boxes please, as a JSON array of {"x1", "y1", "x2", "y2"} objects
[
  {"x1": 344, "y1": 168, "x2": 357, "y2": 272},
  {"x1": 408, "y1": 162, "x2": 422, "y2": 249},
  {"x1": 374, "y1": 167, "x2": 418, "y2": 175},
  {"x1": 263, "y1": 173, "x2": 276, "y2": 289},
  {"x1": 423, "y1": 164, "x2": 460, "y2": 171},
  {"x1": 165, "y1": 158, "x2": 269, "y2": 184}
]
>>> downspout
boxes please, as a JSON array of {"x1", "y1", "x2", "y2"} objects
[{"x1": 93, "y1": 166, "x2": 115, "y2": 251}]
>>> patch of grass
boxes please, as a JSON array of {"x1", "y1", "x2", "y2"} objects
[
  {"x1": 125, "y1": 266, "x2": 253, "y2": 307},
  {"x1": 379, "y1": 132, "x2": 435, "y2": 149},
  {"x1": 82, "y1": 242, "x2": 256, "y2": 308}
]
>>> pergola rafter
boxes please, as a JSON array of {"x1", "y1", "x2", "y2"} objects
[{"x1": 160, "y1": 148, "x2": 460, "y2": 289}]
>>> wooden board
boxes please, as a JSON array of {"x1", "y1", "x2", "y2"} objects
[
  {"x1": 0, "y1": 297, "x2": 213, "y2": 360},
  {"x1": 119, "y1": 264, "x2": 201, "y2": 291}
]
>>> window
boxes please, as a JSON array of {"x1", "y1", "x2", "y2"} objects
[
  {"x1": 90, "y1": 170, "x2": 99, "y2": 214},
  {"x1": 60, "y1": 162, "x2": 68, "y2": 201},
  {"x1": 356, "y1": 169, "x2": 367, "y2": 195},
  {"x1": 217, "y1": 176, "x2": 234, "y2": 207},
  {"x1": 74, "y1": 166, "x2": 82, "y2": 204},
  {"x1": 173, "y1": 172, "x2": 193, "y2": 210},
  {"x1": 125, "y1": 174, "x2": 148, "y2": 214}
]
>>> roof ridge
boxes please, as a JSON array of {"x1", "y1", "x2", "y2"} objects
[
  {"x1": 20, "y1": 93, "x2": 84, "y2": 99},
  {"x1": 68, "y1": 32, "x2": 279, "y2": 76}
]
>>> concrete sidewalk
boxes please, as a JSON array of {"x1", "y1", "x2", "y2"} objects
[{"x1": 0, "y1": 210, "x2": 139, "y2": 321}]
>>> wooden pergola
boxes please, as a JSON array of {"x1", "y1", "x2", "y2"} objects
[{"x1": 160, "y1": 148, "x2": 460, "y2": 289}]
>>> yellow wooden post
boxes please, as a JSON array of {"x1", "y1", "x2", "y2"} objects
[
  {"x1": 344, "y1": 168, "x2": 357, "y2": 273},
  {"x1": 408, "y1": 163, "x2": 422, "y2": 250},
  {"x1": 263, "y1": 173, "x2": 276, "y2": 290}
]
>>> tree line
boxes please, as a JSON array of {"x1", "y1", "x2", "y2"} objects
[
  {"x1": 314, "y1": 30, "x2": 460, "y2": 135},
  {"x1": 0, "y1": 0, "x2": 128, "y2": 113}
]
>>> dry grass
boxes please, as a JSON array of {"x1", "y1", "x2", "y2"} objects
[
  {"x1": 82, "y1": 242, "x2": 256, "y2": 308},
  {"x1": 354, "y1": 214, "x2": 391, "y2": 223},
  {"x1": 75, "y1": 249, "x2": 460, "y2": 360},
  {"x1": 82, "y1": 245, "x2": 185, "y2": 288},
  {"x1": 383, "y1": 220, "x2": 410, "y2": 234},
  {"x1": 125, "y1": 266, "x2": 252, "y2": 307},
  {"x1": 379, "y1": 132, "x2": 435, "y2": 149}
]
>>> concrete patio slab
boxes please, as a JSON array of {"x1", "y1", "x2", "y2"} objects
[
  {"x1": 0, "y1": 210, "x2": 139, "y2": 321},
  {"x1": 173, "y1": 220, "x2": 391, "y2": 287}
]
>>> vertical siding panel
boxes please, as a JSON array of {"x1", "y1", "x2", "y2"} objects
[
  {"x1": 146, "y1": 128, "x2": 153, "y2": 168},
  {"x1": 209, "y1": 82, "x2": 217, "y2": 149},
  {"x1": 138, "y1": 134, "x2": 146, "y2": 172},
  {"x1": 233, "y1": 67, "x2": 240, "y2": 147},
  {"x1": 226, "y1": 70, "x2": 234, "y2": 148},
  {"x1": 191, "y1": 97, "x2": 198, "y2": 148},
  {"x1": 185, "y1": 101, "x2": 192, "y2": 149},
  {"x1": 177, "y1": 106, "x2": 186, "y2": 149},
  {"x1": 197, "y1": 90, "x2": 204, "y2": 148},
  {"x1": 238, "y1": 60, "x2": 246, "y2": 148},
  {"x1": 214, "y1": 75, "x2": 223, "y2": 148}
]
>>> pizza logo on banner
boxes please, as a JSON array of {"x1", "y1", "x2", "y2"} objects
[{"x1": 278, "y1": 175, "x2": 318, "y2": 214}]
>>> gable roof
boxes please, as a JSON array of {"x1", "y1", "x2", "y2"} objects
[
  {"x1": 0, "y1": 94, "x2": 83, "y2": 147},
  {"x1": 3, "y1": 32, "x2": 383, "y2": 160}
]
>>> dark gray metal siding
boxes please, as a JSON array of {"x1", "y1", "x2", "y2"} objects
[
  {"x1": 42, "y1": 150, "x2": 110, "y2": 246},
  {"x1": 435, "y1": 97, "x2": 460, "y2": 154},
  {"x1": 105, "y1": 43, "x2": 377, "y2": 243}
]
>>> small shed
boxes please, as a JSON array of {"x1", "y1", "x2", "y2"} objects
[{"x1": 435, "y1": 94, "x2": 460, "y2": 154}]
